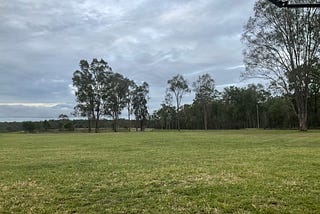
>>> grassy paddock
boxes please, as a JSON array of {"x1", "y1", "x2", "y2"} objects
[{"x1": 0, "y1": 130, "x2": 319, "y2": 213}]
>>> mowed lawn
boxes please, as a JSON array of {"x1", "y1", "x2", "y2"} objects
[{"x1": 0, "y1": 130, "x2": 319, "y2": 213}]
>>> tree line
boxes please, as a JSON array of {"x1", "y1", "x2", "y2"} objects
[
  {"x1": 71, "y1": 0, "x2": 319, "y2": 132},
  {"x1": 152, "y1": 83, "x2": 305, "y2": 130},
  {"x1": 72, "y1": 58, "x2": 320, "y2": 132},
  {"x1": 1, "y1": 79, "x2": 319, "y2": 133}
]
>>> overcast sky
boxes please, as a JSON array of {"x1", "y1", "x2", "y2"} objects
[{"x1": 0, "y1": 0, "x2": 257, "y2": 121}]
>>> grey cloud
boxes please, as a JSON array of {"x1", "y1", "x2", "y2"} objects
[{"x1": 0, "y1": 0, "x2": 257, "y2": 121}]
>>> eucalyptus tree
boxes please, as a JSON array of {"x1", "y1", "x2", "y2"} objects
[
  {"x1": 58, "y1": 114, "x2": 69, "y2": 131},
  {"x1": 132, "y1": 82, "x2": 149, "y2": 131},
  {"x1": 242, "y1": 0, "x2": 320, "y2": 130},
  {"x1": 72, "y1": 58, "x2": 112, "y2": 132},
  {"x1": 193, "y1": 73, "x2": 216, "y2": 130},
  {"x1": 72, "y1": 60, "x2": 95, "y2": 132},
  {"x1": 90, "y1": 59, "x2": 113, "y2": 132},
  {"x1": 157, "y1": 92, "x2": 176, "y2": 129},
  {"x1": 167, "y1": 74, "x2": 190, "y2": 131},
  {"x1": 126, "y1": 80, "x2": 137, "y2": 131},
  {"x1": 104, "y1": 73, "x2": 131, "y2": 132}
]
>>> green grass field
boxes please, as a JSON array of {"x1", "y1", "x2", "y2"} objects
[{"x1": 0, "y1": 130, "x2": 319, "y2": 213}]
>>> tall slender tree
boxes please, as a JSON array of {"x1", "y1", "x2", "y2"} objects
[
  {"x1": 72, "y1": 60, "x2": 95, "y2": 132},
  {"x1": 157, "y1": 92, "x2": 176, "y2": 129},
  {"x1": 90, "y1": 59, "x2": 113, "y2": 132},
  {"x1": 167, "y1": 74, "x2": 190, "y2": 131},
  {"x1": 132, "y1": 82, "x2": 149, "y2": 131},
  {"x1": 126, "y1": 80, "x2": 136, "y2": 132},
  {"x1": 193, "y1": 73, "x2": 216, "y2": 130}
]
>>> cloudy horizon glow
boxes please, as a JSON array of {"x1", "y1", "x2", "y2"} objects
[{"x1": 0, "y1": 0, "x2": 257, "y2": 122}]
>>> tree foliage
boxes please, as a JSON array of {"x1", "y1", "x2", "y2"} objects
[
  {"x1": 167, "y1": 74, "x2": 190, "y2": 131},
  {"x1": 72, "y1": 58, "x2": 112, "y2": 132},
  {"x1": 22, "y1": 121, "x2": 36, "y2": 133},
  {"x1": 132, "y1": 82, "x2": 149, "y2": 131},
  {"x1": 193, "y1": 73, "x2": 216, "y2": 130},
  {"x1": 104, "y1": 73, "x2": 131, "y2": 132},
  {"x1": 72, "y1": 58, "x2": 150, "y2": 132},
  {"x1": 242, "y1": 0, "x2": 320, "y2": 130}
]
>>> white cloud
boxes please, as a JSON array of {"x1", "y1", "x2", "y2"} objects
[
  {"x1": 225, "y1": 65, "x2": 245, "y2": 70},
  {"x1": 0, "y1": 103, "x2": 60, "y2": 108}
]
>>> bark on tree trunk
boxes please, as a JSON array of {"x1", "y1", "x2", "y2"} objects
[
  {"x1": 140, "y1": 120, "x2": 144, "y2": 131},
  {"x1": 95, "y1": 112, "x2": 100, "y2": 133},
  {"x1": 136, "y1": 119, "x2": 138, "y2": 131},
  {"x1": 128, "y1": 108, "x2": 131, "y2": 132},
  {"x1": 177, "y1": 116, "x2": 180, "y2": 131},
  {"x1": 298, "y1": 112, "x2": 308, "y2": 131},
  {"x1": 88, "y1": 115, "x2": 92, "y2": 133},
  {"x1": 176, "y1": 97, "x2": 180, "y2": 131},
  {"x1": 114, "y1": 118, "x2": 118, "y2": 132},
  {"x1": 295, "y1": 88, "x2": 308, "y2": 131},
  {"x1": 203, "y1": 104, "x2": 207, "y2": 130}
]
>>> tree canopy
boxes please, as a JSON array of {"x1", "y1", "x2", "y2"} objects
[
  {"x1": 193, "y1": 73, "x2": 216, "y2": 130},
  {"x1": 167, "y1": 74, "x2": 190, "y2": 131},
  {"x1": 132, "y1": 82, "x2": 150, "y2": 131},
  {"x1": 72, "y1": 58, "x2": 144, "y2": 132},
  {"x1": 242, "y1": 0, "x2": 320, "y2": 130}
]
